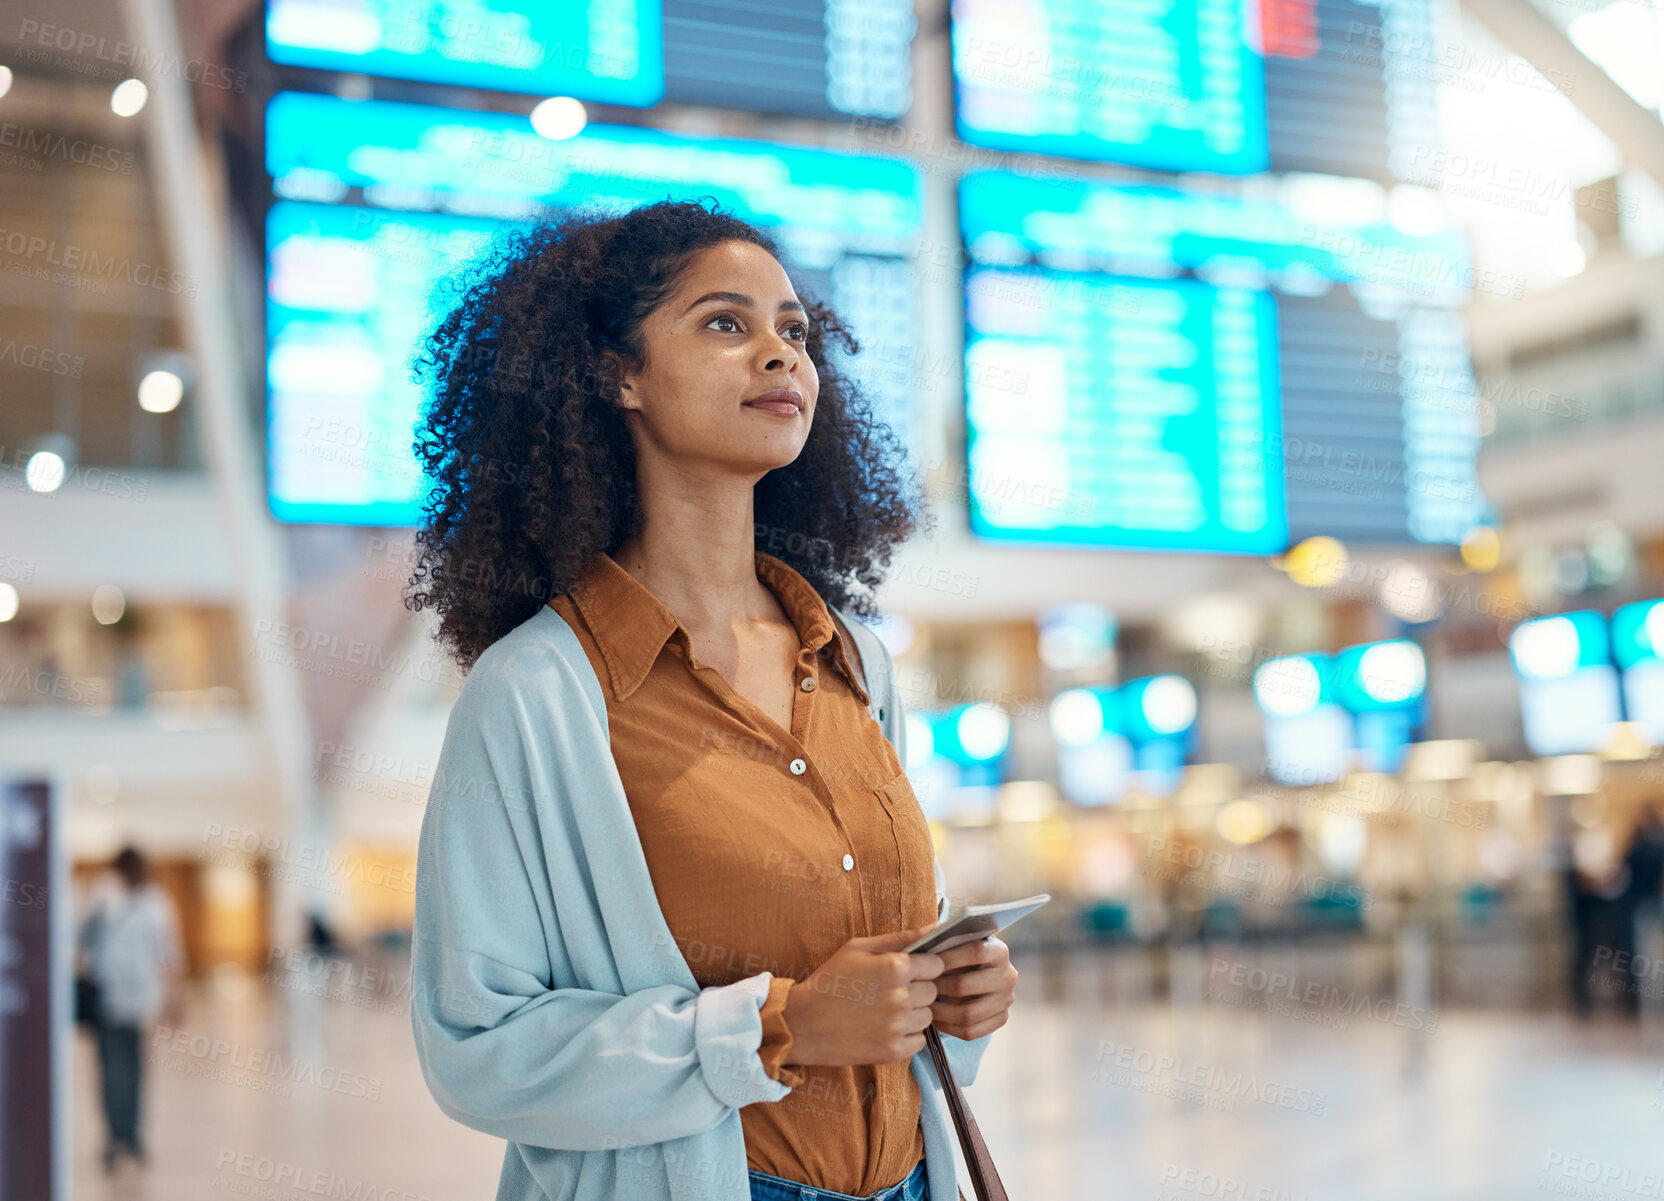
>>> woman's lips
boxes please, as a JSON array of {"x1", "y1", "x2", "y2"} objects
[{"x1": 743, "y1": 389, "x2": 803, "y2": 416}]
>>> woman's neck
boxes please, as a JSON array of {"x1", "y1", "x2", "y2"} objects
[{"x1": 611, "y1": 477, "x2": 769, "y2": 628}]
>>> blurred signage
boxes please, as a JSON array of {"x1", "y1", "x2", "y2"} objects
[{"x1": 0, "y1": 778, "x2": 58, "y2": 1201}]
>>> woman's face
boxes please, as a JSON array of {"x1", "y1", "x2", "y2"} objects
[{"x1": 612, "y1": 239, "x2": 819, "y2": 477}]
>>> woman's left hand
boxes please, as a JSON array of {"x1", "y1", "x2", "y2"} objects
[{"x1": 928, "y1": 936, "x2": 1017, "y2": 1041}]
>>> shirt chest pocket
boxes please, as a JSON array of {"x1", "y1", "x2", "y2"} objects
[{"x1": 873, "y1": 769, "x2": 940, "y2": 934}]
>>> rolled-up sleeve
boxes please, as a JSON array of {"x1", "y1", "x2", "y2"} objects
[{"x1": 409, "y1": 666, "x2": 792, "y2": 1152}]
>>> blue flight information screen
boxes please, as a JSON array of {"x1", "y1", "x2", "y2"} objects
[
  {"x1": 951, "y1": 0, "x2": 1267, "y2": 174},
  {"x1": 967, "y1": 269, "x2": 1284, "y2": 553},
  {"x1": 951, "y1": 0, "x2": 1438, "y2": 181},
  {"x1": 263, "y1": 92, "x2": 925, "y2": 525},
  {"x1": 265, "y1": 0, "x2": 665, "y2": 104},
  {"x1": 960, "y1": 169, "x2": 1486, "y2": 552},
  {"x1": 264, "y1": 0, "x2": 917, "y2": 120}
]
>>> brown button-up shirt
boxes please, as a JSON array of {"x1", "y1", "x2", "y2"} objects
[{"x1": 547, "y1": 549, "x2": 938, "y2": 1194}]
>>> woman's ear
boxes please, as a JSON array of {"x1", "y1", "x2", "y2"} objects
[{"x1": 599, "y1": 349, "x2": 640, "y2": 413}]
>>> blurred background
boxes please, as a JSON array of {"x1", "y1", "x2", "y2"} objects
[{"x1": 1, "y1": 0, "x2": 1663, "y2": 1197}]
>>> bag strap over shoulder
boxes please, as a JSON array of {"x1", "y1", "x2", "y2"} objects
[{"x1": 926, "y1": 1027, "x2": 1010, "y2": 1201}]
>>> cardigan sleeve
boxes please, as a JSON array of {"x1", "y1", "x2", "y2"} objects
[{"x1": 409, "y1": 662, "x2": 793, "y2": 1152}]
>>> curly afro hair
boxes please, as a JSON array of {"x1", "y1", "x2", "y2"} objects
[{"x1": 404, "y1": 196, "x2": 927, "y2": 673}]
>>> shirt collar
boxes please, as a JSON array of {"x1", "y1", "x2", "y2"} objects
[{"x1": 566, "y1": 549, "x2": 871, "y2": 706}]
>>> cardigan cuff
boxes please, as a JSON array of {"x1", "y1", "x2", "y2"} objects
[
  {"x1": 757, "y1": 975, "x2": 806, "y2": 1089},
  {"x1": 694, "y1": 972, "x2": 795, "y2": 1109}
]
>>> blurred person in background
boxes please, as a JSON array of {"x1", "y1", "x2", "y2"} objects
[
  {"x1": 1562, "y1": 819, "x2": 1634, "y2": 1017},
  {"x1": 75, "y1": 845, "x2": 185, "y2": 1173},
  {"x1": 1620, "y1": 802, "x2": 1664, "y2": 1006}
]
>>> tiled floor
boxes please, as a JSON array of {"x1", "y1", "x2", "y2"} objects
[{"x1": 71, "y1": 945, "x2": 1664, "y2": 1201}]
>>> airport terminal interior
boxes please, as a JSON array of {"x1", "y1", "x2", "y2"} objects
[{"x1": 3, "y1": 0, "x2": 1664, "y2": 1198}]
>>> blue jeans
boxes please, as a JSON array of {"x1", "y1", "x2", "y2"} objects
[
  {"x1": 747, "y1": 1158, "x2": 929, "y2": 1201},
  {"x1": 95, "y1": 1022, "x2": 143, "y2": 1151}
]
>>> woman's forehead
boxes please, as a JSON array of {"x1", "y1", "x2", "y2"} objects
[{"x1": 678, "y1": 241, "x2": 794, "y2": 293}]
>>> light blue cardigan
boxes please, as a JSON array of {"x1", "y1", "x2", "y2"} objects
[{"x1": 410, "y1": 602, "x2": 993, "y2": 1201}]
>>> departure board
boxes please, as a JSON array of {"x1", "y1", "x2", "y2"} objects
[
  {"x1": 959, "y1": 169, "x2": 1486, "y2": 551},
  {"x1": 663, "y1": 0, "x2": 915, "y2": 119},
  {"x1": 951, "y1": 0, "x2": 1439, "y2": 182},
  {"x1": 264, "y1": 0, "x2": 665, "y2": 105},
  {"x1": 1263, "y1": 0, "x2": 1440, "y2": 182},
  {"x1": 966, "y1": 269, "x2": 1285, "y2": 553},
  {"x1": 265, "y1": 0, "x2": 915, "y2": 120},
  {"x1": 951, "y1": 0, "x2": 1268, "y2": 174},
  {"x1": 263, "y1": 93, "x2": 925, "y2": 525}
]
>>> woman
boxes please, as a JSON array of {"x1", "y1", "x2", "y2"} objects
[
  {"x1": 76, "y1": 845, "x2": 184, "y2": 1173},
  {"x1": 405, "y1": 197, "x2": 1018, "y2": 1201}
]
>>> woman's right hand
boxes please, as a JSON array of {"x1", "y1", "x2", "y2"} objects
[{"x1": 782, "y1": 927, "x2": 945, "y2": 1067}]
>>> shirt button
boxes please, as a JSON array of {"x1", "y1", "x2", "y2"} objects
[
  {"x1": 790, "y1": 758, "x2": 807, "y2": 775},
  {"x1": 800, "y1": 677, "x2": 817, "y2": 692},
  {"x1": 842, "y1": 853, "x2": 854, "y2": 871}
]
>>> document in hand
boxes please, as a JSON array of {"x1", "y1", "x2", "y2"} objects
[{"x1": 903, "y1": 894, "x2": 1051, "y2": 955}]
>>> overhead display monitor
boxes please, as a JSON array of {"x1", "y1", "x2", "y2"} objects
[
  {"x1": 263, "y1": 92, "x2": 925, "y2": 525},
  {"x1": 959, "y1": 168, "x2": 1487, "y2": 552},
  {"x1": 1508, "y1": 611, "x2": 1625, "y2": 756},
  {"x1": 265, "y1": 0, "x2": 666, "y2": 105},
  {"x1": 662, "y1": 0, "x2": 916, "y2": 120},
  {"x1": 265, "y1": 0, "x2": 915, "y2": 120},
  {"x1": 950, "y1": 0, "x2": 1439, "y2": 181}
]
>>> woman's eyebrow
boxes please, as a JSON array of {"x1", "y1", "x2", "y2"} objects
[{"x1": 679, "y1": 291, "x2": 808, "y2": 317}]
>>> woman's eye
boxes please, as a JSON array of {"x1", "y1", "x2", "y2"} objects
[{"x1": 706, "y1": 313, "x2": 809, "y2": 340}]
